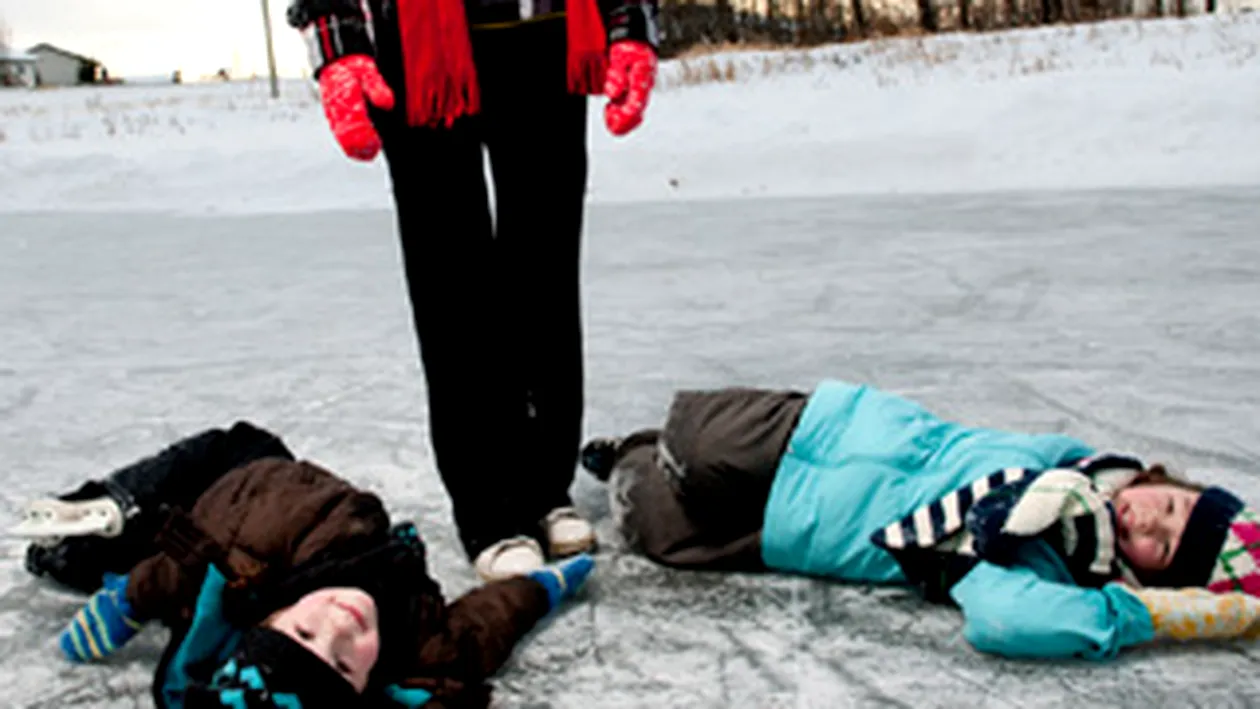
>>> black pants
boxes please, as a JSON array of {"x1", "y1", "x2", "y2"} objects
[
  {"x1": 26, "y1": 422, "x2": 293, "y2": 593},
  {"x1": 373, "y1": 19, "x2": 589, "y2": 559}
]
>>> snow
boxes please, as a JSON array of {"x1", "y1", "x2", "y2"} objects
[
  {"x1": 2, "y1": 13, "x2": 1260, "y2": 708},
  {"x1": 0, "y1": 14, "x2": 1257, "y2": 214}
]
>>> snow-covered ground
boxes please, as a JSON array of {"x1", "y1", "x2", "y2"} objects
[
  {"x1": 1, "y1": 14, "x2": 1258, "y2": 214},
  {"x1": 2, "y1": 13, "x2": 1260, "y2": 708}
]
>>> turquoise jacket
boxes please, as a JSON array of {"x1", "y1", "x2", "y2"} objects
[{"x1": 761, "y1": 379, "x2": 1155, "y2": 660}]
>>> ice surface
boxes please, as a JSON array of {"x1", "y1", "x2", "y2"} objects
[
  {"x1": 2, "y1": 10, "x2": 1260, "y2": 707},
  {"x1": 0, "y1": 16, "x2": 1258, "y2": 215},
  {"x1": 2, "y1": 188, "x2": 1259, "y2": 707}
]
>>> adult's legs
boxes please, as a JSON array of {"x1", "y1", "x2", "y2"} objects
[
  {"x1": 371, "y1": 16, "x2": 592, "y2": 564},
  {"x1": 377, "y1": 114, "x2": 536, "y2": 561},
  {"x1": 478, "y1": 21, "x2": 591, "y2": 542}
]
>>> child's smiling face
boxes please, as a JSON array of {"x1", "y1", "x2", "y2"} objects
[
  {"x1": 266, "y1": 587, "x2": 380, "y2": 692},
  {"x1": 1113, "y1": 483, "x2": 1201, "y2": 574}
]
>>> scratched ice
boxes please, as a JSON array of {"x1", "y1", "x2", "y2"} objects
[{"x1": 2, "y1": 188, "x2": 1259, "y2": 707}]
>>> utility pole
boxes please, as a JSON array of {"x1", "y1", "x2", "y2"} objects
[{"x1": 261, "y1": 0, "x2": 280, "y2": 98}]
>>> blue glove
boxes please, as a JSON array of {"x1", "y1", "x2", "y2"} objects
[
  {"x1": 526, "y1": 553, "x2": 595, "y2": 610},
  {"x1": 59, "y1": 572, "x2": 144, "y2": 662}
]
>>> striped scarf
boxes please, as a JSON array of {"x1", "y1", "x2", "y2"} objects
[{"x1": 871, "y1": 454, "x2": 1145, "y2": 602}]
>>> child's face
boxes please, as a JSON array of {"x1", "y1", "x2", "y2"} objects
[
  {"x1": 1113, "y1": 483, "x2": 1201, "y2": 573},
  {"x1": 265, "y1": 587, "x2": 380, "y2": 692}
]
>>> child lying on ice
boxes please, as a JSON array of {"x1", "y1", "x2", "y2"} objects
[
  {"x1": 17, "y1": 422, "x2": 594, "y2": 708},
  {"x1": 579, "y1": 379, "x2": 1260, "y2": 660}
]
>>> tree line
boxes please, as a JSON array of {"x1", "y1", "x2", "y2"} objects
[{"x1": 655, "y1": 0, "x2": 1212, "y2": 55}]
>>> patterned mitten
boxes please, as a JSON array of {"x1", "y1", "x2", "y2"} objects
[
  {"x1": 526, "y1": 553, "x2": 595, "y2": 610},
  {"x1": 318, "y1": 55, "x2": 396, "y2": 161},
  {"x1": 1131, "y1": 586, "x2": 1260, "y2": 641},
  {"x1": 965, "y1": 467, "x2": 1119, "y2": 585},
  {"x1": 603, "y1": 40, "x2": 657, "y2": 137},
  {"x1": 59, "y1": 572, "x2": 144, "y2": 662}
]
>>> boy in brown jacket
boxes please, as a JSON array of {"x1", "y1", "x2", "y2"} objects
[{"x1": 19, "y1": 421, "x2": 594, "y2": 708}]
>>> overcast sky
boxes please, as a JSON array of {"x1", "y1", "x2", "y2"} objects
[{"x1": 0, "y1": 1, "x2": 312, "y2": 79}]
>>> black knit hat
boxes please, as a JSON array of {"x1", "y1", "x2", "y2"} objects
[
  {"x1": 220, "y1": 523, "x2": 436, "y2": 690},
  {"x1": 184, "y1": 627, "x2": 360, "y2": 708},
  {"x1": 1146, "y1": 486, "x2": 1245, "y2": 589}
]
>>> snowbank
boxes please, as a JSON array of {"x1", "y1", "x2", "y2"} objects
[{"x1": 0, "y1": 14, "x2": 1257, "y2": 214}]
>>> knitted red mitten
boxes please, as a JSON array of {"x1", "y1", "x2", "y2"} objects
[
  {"x1": 318, "y1": 55, "x2": 396, "y2": 161},
  {"x1": 603, "y1": 40, "x2": 657, "y2": 137}
]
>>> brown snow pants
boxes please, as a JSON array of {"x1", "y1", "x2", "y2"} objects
[{"x1": 605, "y1": 387, "x2": 807, "y2": 571}]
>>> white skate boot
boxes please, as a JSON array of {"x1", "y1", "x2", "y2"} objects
[{"x1": 8, "y1": 497, "x2": 126, "y2": 545}]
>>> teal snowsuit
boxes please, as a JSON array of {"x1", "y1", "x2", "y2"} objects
[{"x1": 761, "y1": 380, "x2": 1155, "y2": 659}]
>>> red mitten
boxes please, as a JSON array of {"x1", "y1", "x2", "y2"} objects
[
  {"x1": 318, "y1": 55, "x2": 396, "y2": 161},
  {"x1": 603, "y1": 40, "x2": 657, "y2": 137}
]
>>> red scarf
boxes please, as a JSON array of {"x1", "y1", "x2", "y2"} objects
[{"x1": 397, "y1": 0, "x2": 608, "y2": 128}]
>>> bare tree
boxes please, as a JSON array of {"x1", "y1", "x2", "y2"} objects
[
  {"x1": 849, "y1": 0, "x2": 869, "y2": 38},
  {"x1": 809, "y1": 0, "x2": 834, "y2": 43},
  {"x1": 1040, "y1": 0, "x2": 1061, "y2": 23},
  {"x1": 714, "y1": 0, "x2": 735, "y2": 43},
  {"x1": 0, "y1": 15, "x2": 15, "y2": 87},
  {"x1": 791, "y1": 0, "x2": 805, "y2": 42},
  {"x1": 917, "y1": 0, "x2": 939, "y2": 31}
]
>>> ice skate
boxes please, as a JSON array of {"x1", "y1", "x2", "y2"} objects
[
  {"x1": 21, "y1": 421, "x2": 294, "y2": 593},
  {"x1": 9, "y1": 497, "x2": 127, "y2": 544}
]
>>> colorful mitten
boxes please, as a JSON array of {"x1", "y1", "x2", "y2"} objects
[
  {"x1": 59, "y1": 572, "x2": 144, "y2": 662},
  {"x1": 318, "y1": 55, "x2": 396, "y2": 161},
  {"x1": 965, "y1": 467, "x2": 1120, "y2": 585},
  {"x1": 603, "y1": 40, "x2": 657, "y2": 137},
  {"x1": 526, "y1": 553, "x2": 596, "y2": 610},
  {"x1": 1131, "y1": 586, "x2": 1260, "y2": 641}
]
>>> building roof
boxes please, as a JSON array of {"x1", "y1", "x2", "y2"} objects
[
  {"x1": 26, "y1": 43, "x2": 101, "y2": 66},
  {"x1": 0, "y1": 48, "x2": 36, "y2": 63}
]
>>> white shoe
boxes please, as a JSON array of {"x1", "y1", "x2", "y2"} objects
[
  {"x1": 544, "y1": 506, "x2": 597, "y2": 557},
  {"x1": 474, "y1": 535, "x2": 546, "y2": 583}
]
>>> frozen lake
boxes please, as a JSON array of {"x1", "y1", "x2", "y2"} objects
[{"x1": 2, "y1": 187, "x2": 1259, "y2": 706}]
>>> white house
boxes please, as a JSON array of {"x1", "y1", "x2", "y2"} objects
[
  {"x1": 0, "y1": 48, "x2": 37, "y2": 87},
  {"x1": 27, "y1": 43, "x2": 108, "y2": 87}
]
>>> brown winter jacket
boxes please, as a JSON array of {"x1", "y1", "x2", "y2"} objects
[{"x1": 125, "y1": 456, "x2": 551, "y2": 708}]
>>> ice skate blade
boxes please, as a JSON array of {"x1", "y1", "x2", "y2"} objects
[{"x1": 7, "y1": 498, "x2": 124, "y2": 540}]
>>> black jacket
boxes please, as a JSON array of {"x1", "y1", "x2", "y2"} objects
[{"x1": 287, "y1": 0, "x2": 660, "y2": 79}]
